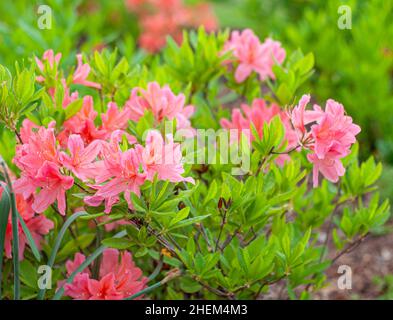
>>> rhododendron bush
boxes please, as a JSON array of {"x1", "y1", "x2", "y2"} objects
[{"x1": 0, "y1": 27, "x2": 390, "y2": 301}]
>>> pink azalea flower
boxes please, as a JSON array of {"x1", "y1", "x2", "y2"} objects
[
  {"x1": 310, "y1": 99, "x2": 361, "y2": 159},
  {"x1": 307, "y1": 143, "x2": 347, "y2": 187},
  {"x1": 60, "y1": 134, "x2": 102, "y2": 181},
  {"x1": 289, "y1": 95, "x2": 361, "y2": 186},
  {"x1": 126, "y1": 82, "x2": 194, "y2": 132},
  {"x1": 223, "y1": 29, "x2": 286, "y2": 83},
  {"x1": 126, "y1": 0, "x2": 217, "y2": 53},
  {"x1": 59, "y1": 96, "x2": 106, "y2": 146},
  {"x1": 72, "y1": 54, "x2": 101, "y2": 89},
  {"x1": 143, "y1": 130, "x2": 194, "y2": 183},
  {"x1": 1, "y1": 183, "x2": 54, "y2": 260},
  {"x1": 32, "y1": 161, "x2": 74, "y2": 215},
  {"x1": 85, "y1": 145, "x2": 146, "y2": 213},
  {"x1": 19, "y1": 119, "x2": 39, "y2": 144},
  {"x1": 61, "y1": 79, "x2": 79, "y2": 108},
  {"x1": 100, "y1": 102, "x2": 132, "y2": 136},
  {"x1": 220, "y1": 98, "x2": 298, "y2": 165},
  {"x1": 14, "y1": 121, "x2": 59, "y2": 178},
  {"x1": 62, "y1": 249, "x2": 148, "y2": 300},
  {"x1": 258, "y1": 38, "x2": 286, "y2": 80},
  {"x1": 35, "y1": 49, "x2": 62, "y2": 82},
  {"x1": 290, "y1": 94, "x2": 313, "y2": 145},
  {"x1": 14, "y1": 122, "x2": 66, "y2": 202}
]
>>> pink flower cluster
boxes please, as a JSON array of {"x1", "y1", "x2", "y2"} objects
[
  {"x1": 223, "y1": 29, "x2": 286, "y2": 83},
  {"x1": 85, "y1": 129, "x2": 194, "y2": 213},
  {"x1": 220, "y1": 98, "x2": 297, "y2": 166},
  {"x1": 125, "y1": 0, "x2": 217, "y2": 53},
  {"x1": 0, "y1": 182, "x2": 53, "y2": 260},
  {"x1": 290, "y1": 95, "x2": 361, "y2": 187},
  {"x1": 126, "y1": 81, "x2": 195, "y2": 133},
  {"x1": 60, "y1": 249, "x2": 147, "y2": 300},
  {"x1": 13, "y1": 79, "x2": 194, "y2": 216}
]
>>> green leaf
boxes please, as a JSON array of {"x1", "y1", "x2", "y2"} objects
[
  {"x1": 168, "y1": 215, "x2": 210, "y2": 231},
  {"x1": 101, "y1": 237, "x2": 134, "y2": 249},
  {"x1": 64, "y1": 99, "x2": 83, "y2": 120},
  {"x1": 20, "y1": 260, "x2": 38, "y2": 289},
  {"x1": 37, "y1": 211, "x2": 88, "y2": 300},
  {"x1": 170, "y1": 207, "x2": 190, "y2": 226},
  {"x1": 17, "y1": 210, "x2": 41, "y2": 261}
]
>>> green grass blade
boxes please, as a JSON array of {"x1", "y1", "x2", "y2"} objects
[
  {"x1": 1, "y1": 160, "x2": 20, "y2": 300},
  {"x1": 10, "y1": 187, "x2": 20, "y2": 299},
  {"x1": 37, "y1": 210, "x2": 88, "y2": 300},
  {"x1": 0, "y1": 185, "x2": 11, "y2": 299},
  {"x1": 16, "y1": 210, "x2": 41, "y2": 262}
]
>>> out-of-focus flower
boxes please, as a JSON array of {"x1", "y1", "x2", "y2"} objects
[
  {"x1": 223, "y1": 29, "x2": 285, "y2": 83},
  {"x1": 125, "y1": 0, "x2": 217, "y2": 53}
]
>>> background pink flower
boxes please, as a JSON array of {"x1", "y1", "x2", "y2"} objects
[{"x1": 223, "y1": 29, "x2": 286, "y2": 83}]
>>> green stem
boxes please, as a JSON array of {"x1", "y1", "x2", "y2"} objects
[
  {"x1": 37, "y1": 211, "x2": 88, "y2": 300},
  {"x1": 0, "y1": 160, "x2": 20, "y2": 299},
  {"x1": 148, "y1": 254, "x2": 164, "y2": 282},
  {"x1": 124, "y1": 269, "x2": 182, "y2": 300}
]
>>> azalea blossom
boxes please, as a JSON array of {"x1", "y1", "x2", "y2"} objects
[
  {"x1": 220, "y1": 98, "x2": 298, "y2": 165},
  {"x1": 59, "y1": 96, "x2": 106, "y2": 146},
  {"x1": 35, "y1": 49, "x2": 62, "y2": 82},
  {"x1": 59, "y1": 134, "x2": 102, "y2": 181},
  {"x1": 126, "y1": 82, "x2": 195, "y2": 132},
  {"x1": 307, "y1": 144, "x2": 347, "y2": 187},
  {"x1": 100, "y1": 102, "x2": 132, "y2": 136},
  {"x1": 72, "y1": 54, "x2": 101, "y2": 89},
  {"x1": 84, "y1": 144, "x2": 146, "y2": 213},
  {"x1": 126, "y1": 0, "x2": 217, "y2": 53},
  {"x1": 13, "y1": 122, "x2": 61, "y2": 199},
  {"x1": 61, "y1": 249, "x2": 148, "y2": 300},
  {"x1": 223, "y1": 29, "x2": 286, "y2": 83},
  {"x1": 13, "y1": 122, "x2": 74, "y2": 215},
  {"x1": 289, "y1": 95, "x2": 360, "y2": 186},
  {"x1": 309, "y1": 99, "x2": 361, "y2": 159},
  {"x1": 143, "y1": 130, "x2": 194, "y2": 183},
  {"x1": 32, "y1": 161, "x2": 74, "y2": 215}
]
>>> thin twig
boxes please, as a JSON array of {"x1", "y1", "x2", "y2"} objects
[{"x1": 331, "y1": 233, "x2": 370, "y2": 264}]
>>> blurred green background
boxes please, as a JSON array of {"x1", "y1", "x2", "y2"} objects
[{"x1": 0, "y1": 0, "x2": 392, "y2": 193}]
